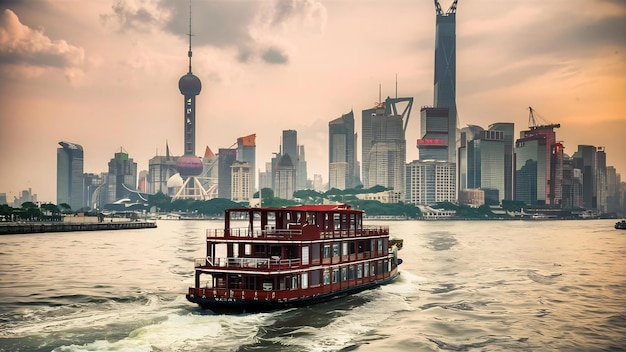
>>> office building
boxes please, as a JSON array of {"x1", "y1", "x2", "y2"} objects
[
  {"x1": 218, "y1": 148, "x2": 237, "y2": 199},
  {"x1": 572, "y1": 145, "x2": 597, "y2": 209},
  {"x1": 237, "y1": 134, "x2": 256, "y2": 193},
  {"x1": 274, "y1": 154, "x2": 296, "y2": 200},
  {"x1": 405, "y1": 160, "x2": 456, "y2": 205},
  {"x1": 106, "y1": 148, "x2": 138, "y2": 204},
  {"x1": 488, "y1": 123, "x2": 515, "y2": 200},
  {"x1": 466, "y1": 130, "x2": 505, "y2": 205},
  {"x1": 418, "y1": 107, "x2": 453, "y2": 162},
  {"x1": 57, "y1": 141, "x2": 85, "y2": 210},
  {"x1": 147, "y1": 142, "x2": 178, "y2": 195},
  {"x1": 329, "y1": 111, "x2": 358, "y2": 189},
  {"x1": 514, "y1": 135, "x2": 546, "y2": 205},
  {"x1": 231, "y1": 160, "x2": 252, "y2": 202},
  {"x1": 297, "y1": 145, "x2": 308, "y2": 190},
  {"x1": 561, "y1": 154, "x2": 583, "y2": 209},
  {"x1": 361, "y1": 97, "x2": 413, "y2": 194},
  {"x1": 433, "y1": 0, "x2": 459, "y2": 163}
]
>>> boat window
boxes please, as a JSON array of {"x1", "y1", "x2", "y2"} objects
[
  {"x1": 349, "y1": 242, "x2": 356, "y2": 255},
  {"x1": 292, "y1": 276, "x2": 298, "y2": 290},
  {"x1": 301, "y1": 272, "x2": 308, "y2": 289},
  {"x1": 342, "y1": 242, "x2": 348, "y2": 257},
  {"x1": 378, "y1": 240, "x2": 383, "y2": 252},
  {"x1": 244, "y1": 244, "x2": 251, "y2": 256},
  {"x1": 332, "y1": 243, "x2": 340, "y2": 257},
  {"x1": 341, "y1": 267, "x2": 347, "y2": 281},
  {"x1": 323, "y1": 245, "x2": 331, "y2": 258},
  {"x1": 349, "y1": 214, "x2": 356, "y2": 233},
  {"x1": 311, "y1": 270, "x2": 321, "y2": 286},
  {"x1": 364, "y1": 262, "x2": 369, "y2": 277},
  {"x1": 323, "y1": 270, "x2": 330, "y2": 285},
  {"x1": 232, "y1": 243, "x2": 239, "y2": 258},
  {"x1": 302, "y1": 246, "x2": 310, "y2": 265},
  {"x1": 357, "y1": 264, "x2": 363, "y2": 279},
  {"x1": 311, "y1": 243, "x2": 320, "y2": 260},
  {"x1": 306, "y1": 212, "x2": 315, "y2": 225},
  {"x1": 332, "y1": 269, "x2": 339, "y2": 283},
  {"x1": 349, "y1": 265, "x2": 355, "y2": 280},
  {"x1": 371, "y1": 262, "x2": 376, "y2": 276}
]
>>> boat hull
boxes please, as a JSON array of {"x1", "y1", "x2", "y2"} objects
[{"x1": 187, "y1": 269, "x2": 400, "y2": 314}]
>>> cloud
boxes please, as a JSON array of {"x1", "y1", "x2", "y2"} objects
[
  {"x1": 261, "y1": 46, "x2": 289, "y2": 64},
  {"x1": 101, "y1": 0, "x2": 325, "y2": 65},
  {"x1": 99, "y1": 0, "x2": 167, "y2": 33},
  {"x1": 0, "y1": 9, "x2": 84, "y2": 79}
]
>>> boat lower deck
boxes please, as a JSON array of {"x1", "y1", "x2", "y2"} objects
[{"x1": 186, "y1": 269, "x2": 400, "y2": 313}]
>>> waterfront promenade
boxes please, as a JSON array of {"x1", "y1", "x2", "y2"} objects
[{"x1": 0, "y1": 219, "x2": 157, "y2": 235}]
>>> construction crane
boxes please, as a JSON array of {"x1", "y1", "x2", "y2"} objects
[{"x1": 528, "y1": 106, "x2": 560, "y2": 130}]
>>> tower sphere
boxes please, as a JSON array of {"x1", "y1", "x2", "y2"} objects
[
  {"x1": 176, "y1": 155, "x2": 204, "y2": 177},
  {"x1": 179, "y1": 73, "x2": 202, "y2": 95}
]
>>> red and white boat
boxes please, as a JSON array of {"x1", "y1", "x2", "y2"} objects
[{"x1": 186, "y1": 204, "x2": 403, "y2": 313}]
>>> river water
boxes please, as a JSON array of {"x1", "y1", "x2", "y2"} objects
[{"x1": 0, "y1": 219, "x2": 624, "y2": 351}]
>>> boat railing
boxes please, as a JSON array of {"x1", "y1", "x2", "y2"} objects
[
  {"x1": 362, "y1": 225, "x2": 389, "y2": 236},
  {"x1": 206, "y1": 227, "x2": 303, "y2": 239},
  {"x1": 196, "y1": 256, "x2": 301, "y2": 270}
]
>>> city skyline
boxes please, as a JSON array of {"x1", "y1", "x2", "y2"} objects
[{"x1": 1, "y1": 0, "x2": 625, "y2": 202}]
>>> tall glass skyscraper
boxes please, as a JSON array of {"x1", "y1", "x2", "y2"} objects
[
  {"x1": 515, "y1": 136, "x2": 547, "y2": 204},
  {"x1": 329, "y1": 111, "x2": 357, "y2": 189},
  {"x1": 361, "y1": 97, "x2": 412, "y2": 193},
  {"x1": 467, "y1": 130, "x2": 505, "y2": 204},
  {"x1": 433, "y1": 0, "x2": 458, "y2": 163},
  {"x1": 56, "y1": 141, "x2": 84, "y2": 210}
]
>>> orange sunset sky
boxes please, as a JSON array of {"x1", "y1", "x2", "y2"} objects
[{"x1": 1, "y1": 0, "x2": 625, "y2": 203}]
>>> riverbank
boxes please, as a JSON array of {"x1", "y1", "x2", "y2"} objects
[{"x1": 0, "y1": 221, "x2": 157, "y2": 235}]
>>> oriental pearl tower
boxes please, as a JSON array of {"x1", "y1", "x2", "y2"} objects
[{"x1": 171, "y1": 4, "x2": 210, "y2": 200}]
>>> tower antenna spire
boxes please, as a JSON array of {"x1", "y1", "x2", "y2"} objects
[{"x1": 187, "y1": 0, "x2": 193, "y2": 73}]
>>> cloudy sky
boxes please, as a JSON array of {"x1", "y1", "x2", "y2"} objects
[{"x1": 1, "y1": 0, "x2": 625, "y2": 203}]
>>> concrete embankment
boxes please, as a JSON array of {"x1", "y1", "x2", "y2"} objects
[{"x1": 0, "y1": 221, "x2": 157, "y2": 235}]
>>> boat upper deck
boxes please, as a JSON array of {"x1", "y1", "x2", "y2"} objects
[{"x1": 206, "y1": 204, "x2": 389, "y2": 241}]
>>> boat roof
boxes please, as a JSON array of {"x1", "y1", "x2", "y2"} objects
[{"x1": 226, "y1": 204, "x2": 361, "y2": 213}]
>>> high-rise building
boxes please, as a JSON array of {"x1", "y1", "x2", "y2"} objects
[
  {"x1": 518, "y1": 108, "x2": 561, "y2": 205},
  {"x1": 467, "y1": 130, "x2": 505, "y2": 205},
  {"x1": 457, "y1": 124, "x2": 484, "y2": 191},
  {"x1": 488, "y1": 123, "x2": 515, "y2": 200},
  {"x1": 329, "y1": 111, "x2": 357, "y2": 189},
  {"x1": 282, "y1": 130, "x2": 298, "y2": 168},
  {"x1": 361, "y1": 97, "x2": 413, "y2": 195},
  {"x1": 561, "y1": 154, "x2": 583, "y2": 209},
  {"x1": 418, "y1": 107, "x2": 453, "y2": 162},
  {"x1": 297, "y1": 145, "x2": 308, "y2": 190},
  {"x1": 405, "y1": 160, "x2": 456, "y2": 205},
  {"x1": 606, "y1": 166, "x2": 622, "y2": 215},
  {"x1": 106, "y1": 148, "x2": 138, "y2": 204},
  {"x1": 433, "y1": 0, "x2": 459, "y2": 163},
  {"x1": 218, "y1": 148, "x2": 237, "y2": 199},
  {"x1": 572, "y1": 145, "x2": 597, "y2": 209},
  {"x1": 515, "y1": 135, "x2": 546, "y2": 204},
  {"x1": 231, "y1": 160, "x2": 252, "y2": 202},
  {"x1": 84, "y1": 172, "x2": 105, "y2": 210},
  {"x1": 237, "y1": 134, "x2": 256, "y2": 193},
  {"x1": 57, "y1": 141, "x2": 84, "y2": 210},
  {"x1": 148, "y1": 142, "x2": 178, "y2": 195},
  {"x1": 274, "y1": 154, "x2": 296, "y2": 199},
  {"x1": 596, "y1": 147, "x2": 608, "y2": 213},
  {"x1": 258, "y1": 162, "x2": 272, "y2": 191}
]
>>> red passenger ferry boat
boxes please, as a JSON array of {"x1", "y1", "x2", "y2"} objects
[{"x1": 186, "y1": 204, "x2": 402, "y2": 313}]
